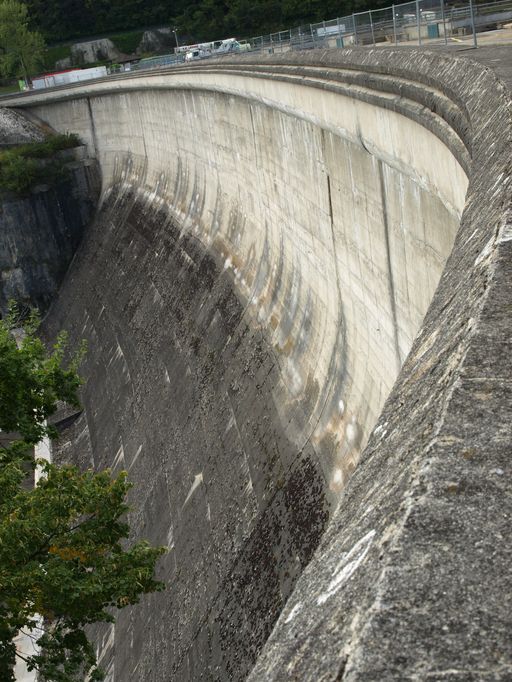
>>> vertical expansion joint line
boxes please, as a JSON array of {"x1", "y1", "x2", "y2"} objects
[
  {"x1": 293, "y1": 166, "x2": 347, "y2": 455},
  {"x1": 86, "y1": 97, "x2": 99, "y2": 160},
  {"x1": 377, "y1": 159, "x2": 402, "y2": 375},
  {"x1": 136, "y1": 95, "x2": 149, "y2": 163},
  {"x1": 325, "y1": 172, "x2": 344, "y2": 313}
]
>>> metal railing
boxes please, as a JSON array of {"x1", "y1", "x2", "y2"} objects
[
  {"x1": 115, "y1": 0, "x2": 512, "y2": 74},
  {"x1": 249, "y1": 0, "x2": 512, "y2": 53}
]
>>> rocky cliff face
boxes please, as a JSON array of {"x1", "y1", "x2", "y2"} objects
[
  {"x1": 0, "y1": 112, "x2": 100, "y2": 315},
  {"x1": 0, "y1": 155, "x2": 100, "y2": 315}
]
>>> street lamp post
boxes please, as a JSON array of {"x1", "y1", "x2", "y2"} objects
[{"x1": 173, "y1": 27, "x2": 180, "y2": 50}]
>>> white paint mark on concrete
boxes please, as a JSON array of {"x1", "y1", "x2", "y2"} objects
[
  {"x1": 224, "y1": 414, "x2": 235, "y2": 433},
  {"x1": 128, "y1": 445, "x2": 143, "y2": 470},
  {"x1": 373, "y1": 422, "x2": 388, "y2": 441},
  {"x1": 317, "y1": 529, "x2": 376, "y2": 605},
  {"x1": 465, "y1": 227, "x2": 478, "y2": 243},
  {"x1": 166, "y1": 525, "x2": 174, "y2": 550},
  {"x1": 373, "y1": 422, "x2": 387, "y2": 436},
  {"x1": 96, "y1": 624, "x2": 115, "y2": 664},
  {"x1": 474, "y1": 236, "x2": 495, "y2": 266},
  {"x1": 284, "y1": 602, "x2": 302, "y2": 623},
  {"x1": 183, "y1": 472, "x2": 203, "y2": 507},
  {"x1": 111, "y1": 445, "x2": 125, "y2": 470}
]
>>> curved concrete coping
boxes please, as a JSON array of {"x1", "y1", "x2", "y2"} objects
[{"x1": 6, "y1": 48, "x2": 511, "y2": 679}]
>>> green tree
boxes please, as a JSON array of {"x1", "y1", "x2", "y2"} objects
[
  {"x1": 0, "y1": 305, "x2": 165, "y2": 681},
  {"x1": 0, "y1": 1, "x2": 45, "y2": 82}
]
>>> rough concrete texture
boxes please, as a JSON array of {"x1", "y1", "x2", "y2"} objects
[
  {"x1": 0, "y1": 148, "x2": 100, "y2": 315},
  {"x1": 0, "y1": 107, "x2": 45, "y2": 147},
  {"x1": 4, "y1": 46, "x2": 511, "y2": 679}
]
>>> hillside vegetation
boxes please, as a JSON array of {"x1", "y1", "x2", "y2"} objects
[{"x1": 26, "y1": 0, "x2": 393, "y2": 44}]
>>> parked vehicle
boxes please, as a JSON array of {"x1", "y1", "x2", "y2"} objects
[
  {"x1": 185, "y1": 48, "x2": 212, "y2": 61},
  {"x1": 214, "y1": 38, "x2": 246, "y2": 53}
]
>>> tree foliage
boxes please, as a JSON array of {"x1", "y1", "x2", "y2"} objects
[
  {"x1": 0, "y1": 305, "x2": 165, "y2": 681},
  {"x1": 0, "y1": 133, "x2": 81, "y2": 195},
  {"x1": 24, "y1": 0, "x2": 171, "y2": 43},
  {"x1": 23, "y1": 0, "x2": 403, "y2": 46},
  {"x1": 0, "y1": 1, "x2": 45, "y2": 81},
  {"x1": 174, "y1": 0, "x2": 392, "y2": 42}
]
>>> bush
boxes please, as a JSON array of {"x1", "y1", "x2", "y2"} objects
[
  {"x1": 111, "y1": 31, "x2": 143, "y2": 54},
  {"x1": 0, "y1": 133, "x2": 81, "y2": 194},
  {"x1": 15, "y1": 132, "x2": 81, "y2": 157}
]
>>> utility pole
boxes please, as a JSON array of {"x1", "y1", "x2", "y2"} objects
[{"x1": 173, "y1": 27, "x2": 180, "y2": 50}]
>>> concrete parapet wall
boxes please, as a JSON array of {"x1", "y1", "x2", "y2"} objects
[{"x1": 6, "y1": 47, "x2": 511, "y2": 679}]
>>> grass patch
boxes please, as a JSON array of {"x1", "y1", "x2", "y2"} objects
[
  {"x1": 111, "y1": 31, "x2": 143, "y2": 54},
  {"x1": 0, "y1": 83, "x2": 20, "y2": 95},
  {"x1": 0, "y1": 133, "x2": 81, "y2": 194}
]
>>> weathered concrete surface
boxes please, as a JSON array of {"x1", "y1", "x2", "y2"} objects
[
  {"x1": 0, "y1": 108, "x2": 45, "y2": 147},
  {"x1": 4, "y1": 47, "x2": 511, "y2": 680}
]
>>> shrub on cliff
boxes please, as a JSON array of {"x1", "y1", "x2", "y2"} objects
[
  {"x1": 0, "y1": 304, "x2": 165, "y2": 681},
  {"x1": 0, "y1": 132, "x2": 81, "y2": 194},
  {"x1": 111, "y1": 30, "x2": 143, "y2": 55}
]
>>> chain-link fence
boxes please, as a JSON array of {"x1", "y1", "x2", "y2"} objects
[
  {"x1": 125, "y1": 0, "x2": 512, "y2": 73},
  {"x1": 250, "y1": 0, "x2": 512, "y2": 53}
]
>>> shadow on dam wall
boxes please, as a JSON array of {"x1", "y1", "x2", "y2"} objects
[
  {"x1": 44, "y1": 186, "x2": 330, "y2": 680},
  {"x1": 7, "y1": 46, "x2": 512, "y2": 679}
]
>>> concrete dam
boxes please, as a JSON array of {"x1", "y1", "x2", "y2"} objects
[{"x1": 5, "y1": 47, "x2": 511, "y2": 680}]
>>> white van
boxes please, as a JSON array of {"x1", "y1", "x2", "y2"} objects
[{"x1": 185, "y1": 48, "x2": 211, "y2": 62}]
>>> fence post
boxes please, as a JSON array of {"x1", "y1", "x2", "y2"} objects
[
  {"x1": 440, "y1": 0, "x2": 448, "y2": 45},
  {"x1": 469, "y1": 0, "x2": 478, "y2": 47},
  {"x1": 416, "y1": 0, "x2": 422, "y2": 46},
  {"x1": 392, "y1": 4, "x2": 397, "y2": 44},
  {"x1": 353, "y1": 14, "x2": 358, "y2": 45},
  {"x1": 369, "y1": 10, "x2": 376, "y2": 45}
]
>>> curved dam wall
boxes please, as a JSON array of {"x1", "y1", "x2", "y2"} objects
[{"x1": 6, "y1": 48, "x2": 511, "y2": 679}]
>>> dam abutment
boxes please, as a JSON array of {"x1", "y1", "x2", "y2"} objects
[{"x1": 4, "y1": 47, "x2": 511, "y2": 679}]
